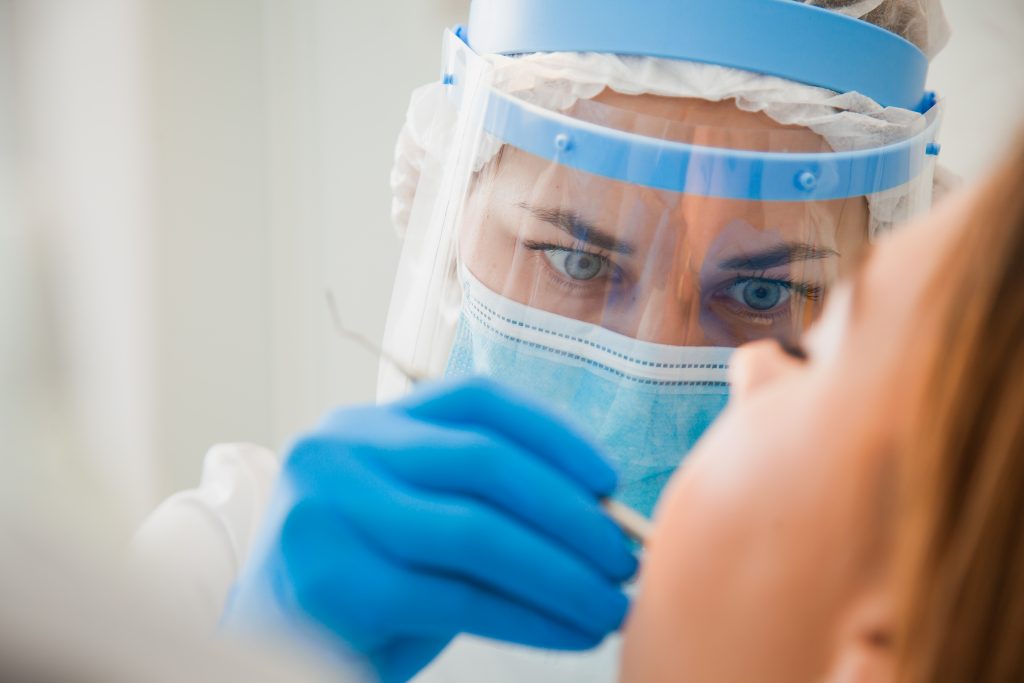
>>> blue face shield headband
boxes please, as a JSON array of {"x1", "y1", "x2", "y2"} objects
[
  {"x1": 382, "y1": 0, "x2": 942, "y2": 516},
  {"x1": 444, "y1": 7, "x2": 942, "y2": 202}
]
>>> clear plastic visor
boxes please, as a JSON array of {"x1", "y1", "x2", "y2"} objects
[
  {"x1": 458, "y1": 91, "x2": 917, "y2": 349},
  {"x1": 381, "y1": 53, "x2": 939, "y2": 388}
]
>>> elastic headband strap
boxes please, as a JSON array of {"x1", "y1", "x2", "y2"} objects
[{"x1": 468, "y1": 0, "x2": 930, "y2": 111}]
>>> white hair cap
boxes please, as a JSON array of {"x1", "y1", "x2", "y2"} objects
[{"x1": 391, "y1": 0, "x2": 951, "y2": 240}]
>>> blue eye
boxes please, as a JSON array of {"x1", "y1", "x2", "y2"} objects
[
  {"x1": 543, "y1": 249, "x2": 610, "y2": 281},
  {"x1": 726, "y1": 278, "x2": 792, "y2": 311}
]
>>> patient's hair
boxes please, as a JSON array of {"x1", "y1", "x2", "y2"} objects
[{"x1": 895, "y1": 134, "x2": 1024, "y2": 682}]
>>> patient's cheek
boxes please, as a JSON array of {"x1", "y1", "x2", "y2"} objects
[{"x1": 619, "y1": 480, "x2": 694, "y2": 683}]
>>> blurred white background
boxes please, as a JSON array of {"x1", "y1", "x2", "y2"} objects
[{"x1": 1, "y1": 0, "x2": 1022, "y2": 538}]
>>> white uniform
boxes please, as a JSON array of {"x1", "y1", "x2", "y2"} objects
[{"x1": 133, "y1": 443, "x2": 622, "y2": 683}]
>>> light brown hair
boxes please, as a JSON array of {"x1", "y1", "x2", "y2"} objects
[{"x1": 896, "y1": 136, "x2": 1024, "y2": 682}]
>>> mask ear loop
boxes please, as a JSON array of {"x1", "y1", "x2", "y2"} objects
[{"x1": 325, "y1": 290, "x2": 430, "y2": 384}]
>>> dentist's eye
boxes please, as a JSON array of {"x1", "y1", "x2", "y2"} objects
[
  {"x1": 523, "y1": 240, "x2": 629, "y2": 294},
  {"x1": 725, "y1": 278, "x2": 793, "y2": 311},
  {"x1": 525, "y1": 241, "x2": 615, "y2": 282},
  {"x1": 547, "y1": 249, "x2": 609, "y2": 281},
  {"x1": 707, "y1": 274, "x2": 825, "y2": 344}
]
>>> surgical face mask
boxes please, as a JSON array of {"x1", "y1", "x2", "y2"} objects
[{"x1": 445, "y1": 269, "x2": 731, "y2": 516}]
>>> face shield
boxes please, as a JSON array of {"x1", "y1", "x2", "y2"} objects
[{"x1": 383, "y1": 3, "x2": 943, "y2": 515}]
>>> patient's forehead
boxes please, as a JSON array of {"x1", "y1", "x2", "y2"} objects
[{"x1": 854, "y1": 188, "x2": 975, "y2": 368}]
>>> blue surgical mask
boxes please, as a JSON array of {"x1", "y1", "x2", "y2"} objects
[{"x1": 445, "y1": 270, "x2": 732, "y2": 517}]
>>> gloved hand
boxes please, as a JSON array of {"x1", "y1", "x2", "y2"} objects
[{"x1": 225, "y1": 377, "x2": 637, "y2": 683}]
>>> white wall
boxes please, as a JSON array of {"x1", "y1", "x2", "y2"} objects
[
  {"x1": 148, "y1": 0, "x2": 467, "y2": 499},
  {"x1": 146, "y1": 1, "x2": 276, "y2": 502},
  {"x1": 928, "y1": 0, "x2": 1024, "y2": 180},
  {"x1": 260, "y1": 0, "x2": 466, "y2": 460},
  {"x1": 5, "y1": 0, "x2": 159, "y2": 529},
  {"x1": 1, "y1": 0, "x2": 1022, "y2": 527},
  {"x1": 2, "y1": 0, "x2": 465, "y2": 522}
]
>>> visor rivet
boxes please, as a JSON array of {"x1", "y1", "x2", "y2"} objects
[
  {"x1": 554, "y1": 133, "x2": 573, "y2": 153},
  {"x1": 796, "y1": 170, "x2": 818, "y2": 192},
  {"x1": 442, "y1": 73, "x2": 456, "y2": 86},
  {"x1": 926, "y1": 142, "x2": 942, "y2": 156}
]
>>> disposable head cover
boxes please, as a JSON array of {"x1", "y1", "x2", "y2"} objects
[
  {"x1": 799, "y1": 0, "x2": 950, "y2": 56},
  {"x1": 383, "y1": 0, "x2": 946, "y2": 514},
  {"x1": 391, "y1": 0, "x2": 950, "y2": 237}
]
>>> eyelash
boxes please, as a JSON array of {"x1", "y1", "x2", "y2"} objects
[
  {"x1": 522, "y1": 242, "x2": 824, "y2": 324},
  {"x1": 523, "y1": 240, "x2": 608, "y2": 257},
  {"x1": 523, "y1": 240, "x2": 623, "y2": 281},
  {"x1": 779, "y1": 340, "x2": 809, "y2": 361},
  {"x1": 729, "y1": 274, "x2": 824, "y2": 303}
]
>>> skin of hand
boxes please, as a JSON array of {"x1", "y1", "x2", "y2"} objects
[
  {"x1": 225, "y1": 377, "x2": 637, "y2": 683},
  {"x1": 619, "y1": 187, "x2": 975, "y2": 683}
]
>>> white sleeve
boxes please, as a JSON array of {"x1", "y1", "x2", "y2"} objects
[{"x1": 131, "y1": 442, "x2": 281, "y2": 632}]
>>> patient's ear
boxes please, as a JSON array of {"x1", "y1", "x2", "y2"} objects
[{"x1": 823, "y1": 590, "x2": 895, "y2": 683}]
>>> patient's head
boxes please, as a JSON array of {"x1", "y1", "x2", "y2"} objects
[{"x1": 621, "y1": 135, "x2": 1024, "y2": 683}]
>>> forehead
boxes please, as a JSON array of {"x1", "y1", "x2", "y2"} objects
[
  {"x1": 471, "y1": 91, "x2": 867, "y2": 252},
  {"x1": 480, "y1": 91, "x2": 843, "y2": 226},
  {"x1": 482, "y1": 145, "x2": 865, "y2": 248},
  {"x1": 580, "y1": 90, "x2": 833, "y2": 153}
]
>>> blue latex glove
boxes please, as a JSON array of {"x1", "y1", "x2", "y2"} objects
[{"x1": 226, "y1": 377, "x2": 637, "y2": 683}]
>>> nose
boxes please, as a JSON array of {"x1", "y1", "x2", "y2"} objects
[{"x1": 728, "y1": 339, "x2": 803, "y2": 402}]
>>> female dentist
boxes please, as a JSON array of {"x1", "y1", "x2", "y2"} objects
[{"x1": 134, "y1": 1, "x2": 951, "y2": 682}]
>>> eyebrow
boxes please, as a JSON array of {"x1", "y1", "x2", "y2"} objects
[
  {"x1": 518, "y1": 202, "x2": 636, "y2": 255},
  {"x1": 717, "y1": 242, "x2": 839, "y2": 270}
]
